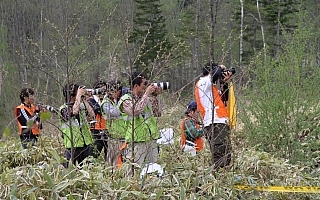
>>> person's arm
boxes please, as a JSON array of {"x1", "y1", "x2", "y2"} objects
[
  {"x1": 102, "y1": 101, "x2": 121, "y2": 119},
  {"x1": 211, "y1": 66, "x2": 224, "y2": 83},
  {"x1": 122, "y1": 84, "x2": 156, "y2": 116},
  {"x1": 184, "y1": 119, "x2": 204, "y2": 140},
  {"x1": 72, "y1": 87, "x2": 86, "y2": 115},
  {"x1": 149, "y1": 95, "x2": 161, "y2": 117},
  {"x1": 83, "y1": 99, "x2": 95, "y2": 119}
]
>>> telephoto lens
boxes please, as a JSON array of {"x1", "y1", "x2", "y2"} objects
[
  {"x1": 45, "y1": 105, "x2": 58, "y2": 114},
  {"x1": 86, "y1": 88, "x2": 106, "y2": 95},
  {"x1": 152, "y1": 82, "x2": 170, "y2": 90},
  {"x1": 38, "y1": 103, "x2": 58, "y2": 114}
]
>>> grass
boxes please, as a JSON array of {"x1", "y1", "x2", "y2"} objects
[{"x1": 1, "y1": 93, "x2": 320, "y2": 199}]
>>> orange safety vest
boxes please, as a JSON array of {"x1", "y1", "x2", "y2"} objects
[
  {"x1": 14, "y1": 104, "x2": 40, "y2": 135},
  {"x1": 91, "y1": 114, "x2": 107, "y2": 130},
  {"x1": 116, "y1": 141, "x2": 127, "y2": 169},
  {"x1": 180, "y1": 117, "x2": 204, "y2": 152},
  {"x1": 195, "y1": 83, "x2": 228, "y2": 123}
]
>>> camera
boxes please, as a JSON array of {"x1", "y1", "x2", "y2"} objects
[
  {"x1": 37, "y1": 103, "x2": 58, "y2": 114},
  {"x1": 221, "y1": 67, "x2": 236, "y2": 79},
  {"x1": 152, "y1": 82, "x2": 170, "y2": 90},
  {"x1": 78, "y1": 85, "x2": 106, "y2": 95},
  {"x1": 85, "y1": 87, "x2": 106, "y2": 95},
  {"x1": 211, "y1": 64, "x2": 236, "y2": 83}
]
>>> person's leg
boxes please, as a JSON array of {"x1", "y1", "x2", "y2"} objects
[
  {"x1": 20, "y1": 136, "x2": 28, "y2": 149},
  {"x1": 73, "y1": 145, "x2": 93, "y2": 167},
  {"x1": 92, "y1": 130, "x2": 103, "y2": 158},
  {"x1": 125, "y1": 142, "x2": 147, "y2": 176},
  {"x1": 107, "y1": 138, "x2": 122, "y2": 167},
  {"x1": 20, "y1": 134, "x2": 37, "y2": 149},
  {"x1": 81, "y1": 145, "x2": 93, "y2": 164},
  {"x1": 102, "y1": 136, "x2": 108, "y2": 161},
  {"x1": 204, "y1": 124, "x2": 215, "y2": 166},
  {"x1": 213, "y1": 124, "x2": 232, "y2": 170},
  {"x1": 63, "y1": 149, "x2": 72, "y2": 168},
  {"x1": 145, "y1": 140, "x2": 159, "y2": 164},
  {"x1": 72, "y1": 148, "x2": 81, "y2": 165}
]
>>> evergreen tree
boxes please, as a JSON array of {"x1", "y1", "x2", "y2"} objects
[{"x1": 129, "y1": 0, "x2": 171, "y2": 76}]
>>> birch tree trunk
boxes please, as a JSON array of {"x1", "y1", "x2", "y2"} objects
[
  {"x1": 275, "y1": 0, "x2": 281, "y2": 59},
  {"x1": 239, "y1": 0, "x2": 244, "y2": 85},
  {"x1": 0, "y1": 58, "x2": 2, "y2": 97},
  {"x1": 256, "y1": 0, "x2": 266, "y2": 62}
]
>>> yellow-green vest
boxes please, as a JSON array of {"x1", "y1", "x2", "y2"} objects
[
  {"x1": 59, "y1": 103, "x2": 93, "y2": 148},
  {"x1": 119, "y1": 94, "x2": 160, "y2": 143},
  {"x1": 101, "y1": 97, "x2": 127, "y2": 139}
]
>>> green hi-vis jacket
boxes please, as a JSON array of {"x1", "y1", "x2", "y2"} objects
[
  {"x1": 101, "y1": 97, "x2": 127, "y2": 139},
  {"x1": 119, "y1": 93, "x2": 160, "y2": 143},
  {"x1": 59, "y1": 103, "x2": 93, "y2": 148}
]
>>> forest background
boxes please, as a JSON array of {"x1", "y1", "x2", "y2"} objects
[{"x1": 1, "y1": 0, "x2": 320, "y2": 199}]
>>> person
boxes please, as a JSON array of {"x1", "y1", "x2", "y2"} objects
[
  {"x1": 118, "y1": 72, "x2": 161, "y2": 175},
  {"x1": 59, "y1": 83, "x2": 95, "y2": 167},
  {"x1": 15, "y1": 88, "x2": 43, "y2": 149},
  {"x1": 181, "y1": 101, "x2": 204, "y2": 155},
  {"x1": 194, "y1": 61, "x2": 234, "y2": 170},
  {"x1": 101, "y1": 80, "x2": 127, "y2": 168},
  {"x1": 86, "y1": 80, "x2": 108, "y2": 159}
]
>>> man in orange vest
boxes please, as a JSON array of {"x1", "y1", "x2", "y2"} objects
[
  {"x1": 15, "y1": 88, "x2": 43, "y2": 149},
  {"x1": 181, "y1": 101, "x2": 204, "y2": 155},
  {"x1": 194, "y1": 61, "x2": 234, "y2": 170},
  {"x1": 87, "y1": 80, "x2": 108, "y2": 159}
]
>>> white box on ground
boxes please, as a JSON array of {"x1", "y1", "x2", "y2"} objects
[{"x1": 157, "y1": 128, "x2": 174, "y2": 145}]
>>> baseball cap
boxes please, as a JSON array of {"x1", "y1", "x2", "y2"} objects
[{"x1": 185, "y1": 101, "x2": 197, "y2": 114}]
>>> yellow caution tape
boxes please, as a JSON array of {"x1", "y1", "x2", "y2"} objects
[{"x1": 235, "y1": 185, "x2": 320, "y2": 193}]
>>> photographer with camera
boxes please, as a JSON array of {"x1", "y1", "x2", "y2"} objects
[
  {"x1": 15, "y1": 88, "x2": 44, "y2": 149},
  {"x1": 86, "y1": 80, "x2": 108, "y2": 159},
  {"x1": 101, "y1": 80, "x2": 127, "y2": 168},
  {"x1": 118, "y1": 72, "x2": 162, "y2": 175},
  {"x1": 59, "y1": 83, "x2": 95, "y2": 167},
  {"x1": 181, "y1": 101, "x2": 204, "y2": 155},
  {"x1": 195, "y1": 61, "x2": 235, "y2": 171}
]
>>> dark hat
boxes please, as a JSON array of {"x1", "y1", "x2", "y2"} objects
[
  {"x1": 93, "y1": 80, "x2": 107, "y2": 89},
  {"x1": 185, "y1": 101, "x2": 197, "y2": 114},
  {"x1": 106, "y1": 80, "x2": 123, "y2": 92},
  {"x1": 63, "y1": 83, "x2": 79, "y2": 97}
]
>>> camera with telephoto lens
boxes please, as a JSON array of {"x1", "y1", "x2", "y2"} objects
[
  {"x1": 86, "y1": 88, "x2": 106, "y2": 95},
  {"x1": 207, "y1": 61, "x2": 236, "y2": 82},
  {"x1": 37, "y1": 103, "x2": 58, "y2": 114},
  {"x1": 221, "y1": 67, "x2": 236, "y2": 79},
  {"x1": 79, "y1": 85, "x2": 106, "y2": 95},
  {"x1": 152, "y1": 82, "x2": 170, "y2": 90}
]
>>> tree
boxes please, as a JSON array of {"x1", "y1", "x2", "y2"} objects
[{"x1": 129, "y1": 0, "x2": 171, "y2": 77}]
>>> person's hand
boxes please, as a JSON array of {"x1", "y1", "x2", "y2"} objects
[
  {"x1": 145, "y1": 85, "x2": 156, "y2": 96},
  {"x1": 153, "y1": 86, "x2": 163, "y2": 96},
  {"x1": 222, "y1": 71, "x2": 233, "y2": 82},
  {"x1": 219, "y1": 65, "x2": 226, "y2": 70},
  {"x1": 34, "y1": 105, "x2": 42, "y2": 113},
  {"x1": 77, "y1": 86, "x2": 87, "y2": 97}
]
